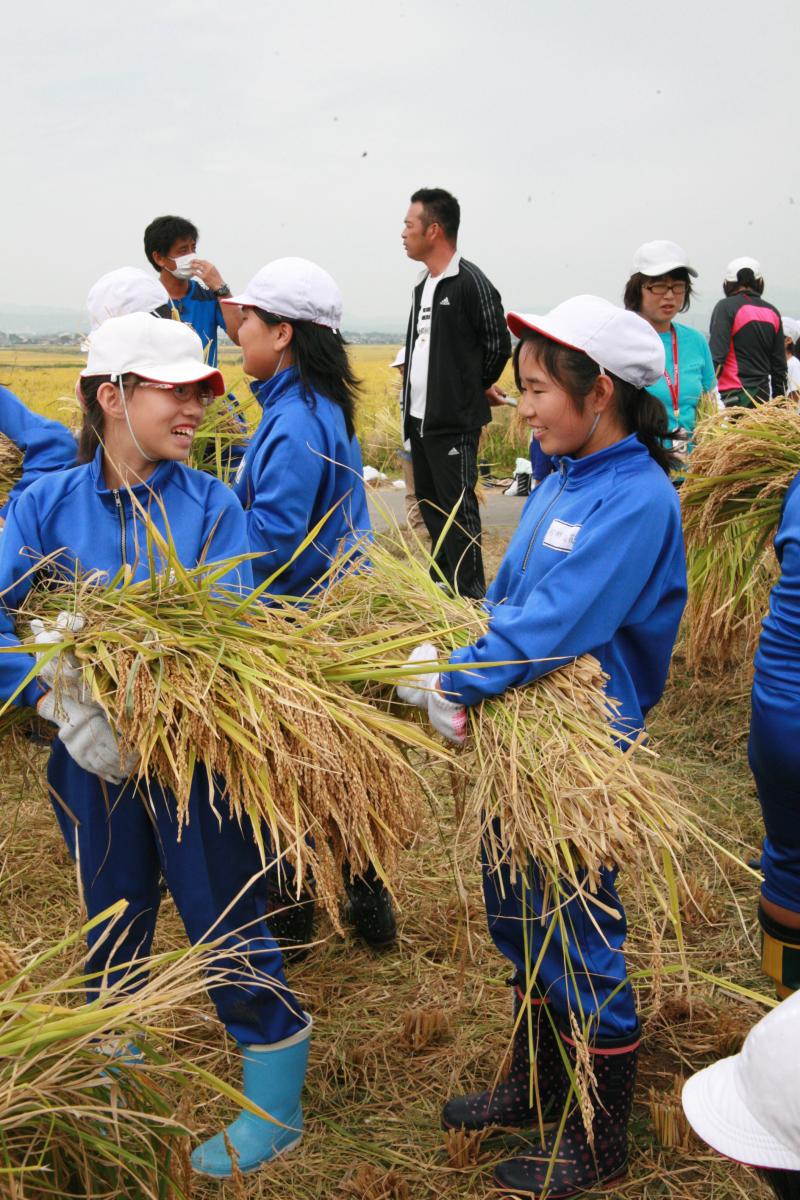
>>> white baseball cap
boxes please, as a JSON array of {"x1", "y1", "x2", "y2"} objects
[
  {"x1": 507, "y1": 295, "x2": 666, "y2": 389},
  {"x1": 724, "y1": 256, "x2": 763, "y2": 283},
  {"x1": 682, "y1": 992, "x2": 800, "y2": 1171},
  {"x1": 783, "y1": 317, "x2": 800, "y2": 341},
  {"x1": 80, "y1": 312, "x2": 225, "y2": 394},
  {"x1": 87, "y1": 268, "x2": 169, "y2": 332},
  {"x1": 631, "y1": 240, "x2": 698, "y2": 279},
  {"x1": 223, "y1": 257, "x2": 343, "y2": 331},
  {"x1": 391, "y1": 346, "x2": 406, "y2": 369}
]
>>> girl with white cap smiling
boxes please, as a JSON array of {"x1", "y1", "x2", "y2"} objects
[
  {"x1": 0, "y1": 312, "x2": 312, "y2": 1181},
  {"x1": 220, "y1": 258, "x2": 397, "y2": 951},
  {"x1": 399, "y1": 295, "x2": 687, "y2": 1197}
]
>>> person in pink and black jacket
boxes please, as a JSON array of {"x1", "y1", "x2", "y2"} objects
[{"x1": 709, "y1": 257, "x2": 787, "y2": 406}]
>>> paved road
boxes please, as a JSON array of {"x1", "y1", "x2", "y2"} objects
[{"x1": 367, "y1": 484, "x2": 526, "y2": 531}]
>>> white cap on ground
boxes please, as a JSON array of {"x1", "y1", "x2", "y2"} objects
[
  {"x1": 80, "y1": 312, "x2": 224, "y2": 394},
  {"x1": 507, "y1": 295, "x2": 665, "y2": 389},
  {"x1": 391, "y1": 346, "x2": 406, "y2": 369},
  {"x1": 631, "y1": 240, "x2": 697, "y2": 278},
  {"x1": 87, "y1": 268, "x2": 169, "y2": 331},
  {"x1": 682, "y1": 991, "x2": 800, "y2": 1171},
  {"x1": 724, "y1": 256, "x2": 763, "y2": 282},
  {"x1": 222, "y1": 257, "x2": 343, "y2": 331}
]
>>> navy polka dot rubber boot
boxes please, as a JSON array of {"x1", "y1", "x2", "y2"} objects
[
  {"x1": 442, "y1": 976, "x2": 568, "y2": 1133},
  {"x1": 493, "y1": 1025, "x2": 639, "y2": 1198}
]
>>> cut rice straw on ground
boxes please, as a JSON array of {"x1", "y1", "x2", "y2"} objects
[
  {"x1": 0, "y1": 434, "x2": 22, "y2": 510},
  {"x1": 681, "y1": 399, "x2": 800, "y2": 671}
]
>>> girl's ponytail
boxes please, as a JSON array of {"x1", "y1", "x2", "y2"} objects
[{"x1": 616, "y1": 380, "x2": 680, "y2": 475}]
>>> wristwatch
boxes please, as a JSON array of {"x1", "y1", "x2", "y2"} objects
[{"x1": 213, "y1": 283, "x2": 232, "y2": 298}]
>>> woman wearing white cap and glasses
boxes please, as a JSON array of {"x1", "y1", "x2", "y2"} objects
[
  {"x1": 0, "y1": 313, "x2": 311, "y2": 1181},
  {"x1": 399, "y1": 296, "x2": 686, "y2": 1197},
  {"x1": 624, "y1": 240, "x2": 716, "y2": 468},
  {"x1": 710, "y1": 257, "x2": 787, "y2": 406},
  {"x1": 219, "y1": 258, "x2": 397, "y2": 956},
  {"x1": 682, "y1": 992, "x2": 800, "y2": 1199}
]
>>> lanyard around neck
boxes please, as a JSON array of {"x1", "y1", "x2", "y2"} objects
[{"x1": 663, "y1": 325, "x2": 680, "y2": 418}]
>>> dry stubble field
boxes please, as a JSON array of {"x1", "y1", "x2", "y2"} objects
[{"x1": 0, "y1": 346, "x2": 776, "y2": 1199}]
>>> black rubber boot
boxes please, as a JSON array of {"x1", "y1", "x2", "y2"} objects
[
  {"x1": 343, "y1": 864, "x2": 397, "y2": 950},
  {"x1": 493, "y1": 1027, "x2": 639, "y2": 1199},
  {"x1": 442, "y1": 976, "x2": 569, "y2": 1133},
  {"x1": 265, "y1": 871, "x2": 316, "y2": 963}
]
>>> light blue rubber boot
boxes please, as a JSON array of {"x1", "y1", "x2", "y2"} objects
[{"x1": 191, "y1": 1016, "x2": 312, "y2": 1178}]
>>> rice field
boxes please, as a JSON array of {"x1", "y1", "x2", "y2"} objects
[{"x1": 0, "y1": 347, "x2": 779, "y2": 1199}]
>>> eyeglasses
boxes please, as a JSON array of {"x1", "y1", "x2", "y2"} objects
[
  {"x1": 643, "y1": 281, "x2": 687, "y2": 297},
  {"x1": 136, "y1": 381, "x2": 216, "y2": 407}
]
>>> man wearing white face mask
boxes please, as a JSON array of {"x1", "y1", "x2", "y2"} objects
[{"x1": 144, "y1": 214, "x2": 243, "y2": 364}]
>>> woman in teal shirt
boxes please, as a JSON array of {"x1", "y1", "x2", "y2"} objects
[{"x1": 624, "y1": 240, "x2": 717, "y2": 464}]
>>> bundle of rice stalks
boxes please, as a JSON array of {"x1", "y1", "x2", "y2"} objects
[
  {"x1": 189, "y1": 393, "x2": 250, "y2": 484},
  {"x1": 1, "y1": 517, "x2": 443, "y2": 927},
  {"x1": 0, "y1": 434, "x2": 23, "y2": 509},
  {"x1": 681, "y1": 399, "x2": 800, "y2": 672},
  {"x1": 0, "y1": 901, "x2": 252, "y2": 1200},
  {"x1": 316, "y1": 520, "x2": 694, "y2": 900}
]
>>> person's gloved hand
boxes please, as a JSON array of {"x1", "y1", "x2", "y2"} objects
[
  {"x1": 31, "y1": 612, "x2": 89, "y2": 702},
  {"x1": 396, "y1": 642, "x2": 440, "y2": 709},
  {"x1": 36, "y1": 689, "x2": 138, "y2": 784},
  {"x1": 427, "y1": 688, "x2": 468, "y2": 746}
]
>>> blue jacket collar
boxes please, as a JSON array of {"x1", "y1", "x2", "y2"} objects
[
  {"x1": 250, "y1": 365, "x2": 300, "y2": 409},
  {"x1": 89, "y1": 445, "x2": 176, "y2": 497},
  {"x1": 553, "y1": 434, "x2": 648, "y2": 483}
]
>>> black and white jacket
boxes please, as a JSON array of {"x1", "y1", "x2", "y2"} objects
[{"x1": 402, "y1": 253, "x2": 511, "y2": 437}]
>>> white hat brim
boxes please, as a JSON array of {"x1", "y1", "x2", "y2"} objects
[
  {"x1": 507, "y1": 310, "x2": 585, "y2": 352},
  {"x1": 81, "y1": 360, "x2": 225, "y2": 397},
  {"x1": 682, "y1": 1058, "x2": 800, "y2": 1171},
  {"x1": 641, "y1": 260, "x2": 698, "y2": 278}
]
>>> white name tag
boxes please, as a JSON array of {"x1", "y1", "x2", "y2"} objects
[{"x1": 543, "y1": 518, "x2": 581, "y2": 553}]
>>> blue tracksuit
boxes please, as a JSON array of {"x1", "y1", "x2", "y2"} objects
[
  {"x1": 233, "y1": 367, "x2": 371, "y2": 597},
  {"x1": 750, "y1": 474, "x2": 800, "y2": 914},
  {"x1": 446, "y1": 435, "x2": 686, "y2": 1038},
  {"x1": 0, "y1": 386, "x2": 77, "y2": 515},
  {"x1": 0, "y1": 451, "x2": 304, "y2": 1044}
]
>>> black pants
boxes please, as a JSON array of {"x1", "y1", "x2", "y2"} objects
[{"x1": 408, "y1": 419, "x2": 485, "y2": 599}]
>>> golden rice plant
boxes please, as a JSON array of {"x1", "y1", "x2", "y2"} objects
[
  {"x1": 189, "y1": 393, "x2": 250, "y2": 484},
  {"x1": 0, "y1": 434, "x2": 23, "y2": 510},
  {"x1": 680, "y1": 399, "x2": 800, "y2": 671},
  {"x1": 0, "y1": 508, "x2": 447, "y2": 928},
  {"x1": 0, "y1": 900, "x2": 263, "y2": 1200}
]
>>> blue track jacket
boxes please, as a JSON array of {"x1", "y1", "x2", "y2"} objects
[
  {"x1": 232, "y1": 367, "x2": 371, "y2": 596},
  {"x1": 446, "y1": 435, "x2": 687, "y2": 736},
  {"x1": 0, "y1": 386, "x2": 77, "y2": 515},
  {"x1": 754, "y1": 473, "x2": 800, "y2": 695},
  {"x1": 0, "y1": 448, "x2": 252, "y2": 710}
]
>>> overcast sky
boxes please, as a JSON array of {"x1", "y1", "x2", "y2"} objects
[{"x1": 3, "y1": 0, "x2": 799, "y2": 329}]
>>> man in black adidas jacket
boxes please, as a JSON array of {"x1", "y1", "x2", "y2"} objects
[{"x1": 401, "y1": 188, "x2": 511, "y2": 599}]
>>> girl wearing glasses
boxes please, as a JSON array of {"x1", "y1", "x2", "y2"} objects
[
  {"x1": 0, "y1": 313, "x2": 311, "y2": 1181},
  {"x1": 624, "y1": 240, "x2": 716, "y2": 467}
]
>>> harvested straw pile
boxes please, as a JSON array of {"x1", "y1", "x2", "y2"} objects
[
  {"x1": 190, "y1": 394, "x2": 249, "y2": 483},
  {"x1": 0, "y1": 433, "x2": 23, "y2": 508},
  {"x1": 681, "y1": 399, "x2": 800, "y2": 671},
  {"x1": 317, "y1": 526, "x2": 690, "y2": 895},
  {"x1": 3, "y1": 525, "x2": 443, "y2": 926}
]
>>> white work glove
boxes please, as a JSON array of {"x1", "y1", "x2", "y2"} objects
[
  {"x1": 396, "y1": 642, "x2": 440, "y2": 709},
  {"x1": 31, "y1": 612, "x2": 90, "y2": 702},
  {"x1": 37, "y1": 688, "x2": 138, "y2": 785},
  {"x1": 427, "y1": 688, "x2": 468, "y2": 746}
]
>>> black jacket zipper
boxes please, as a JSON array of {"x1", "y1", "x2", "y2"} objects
[
  {"x1": 521, "y1": 460, "x2": 568, "y2": 572},
  {"x1": 113, "y1": 490, "x2": 127, "y2": 566}
]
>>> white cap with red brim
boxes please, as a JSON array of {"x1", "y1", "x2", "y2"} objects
[
  {"x1": 222, "y1": 257, "x2": 343, "y2": 332},
  {"x1": 87, "y1": 267, "x2": 169, "y2": 332},
  {"x1": 80, "y1": 312, "x2": 225, "y2": 395},
  {"x1": 507, "y1": 295, "x2": 665, "y2": 389},
  {"x1": 682, "y1": 990, "x2": 800, "y2": 1171}
]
